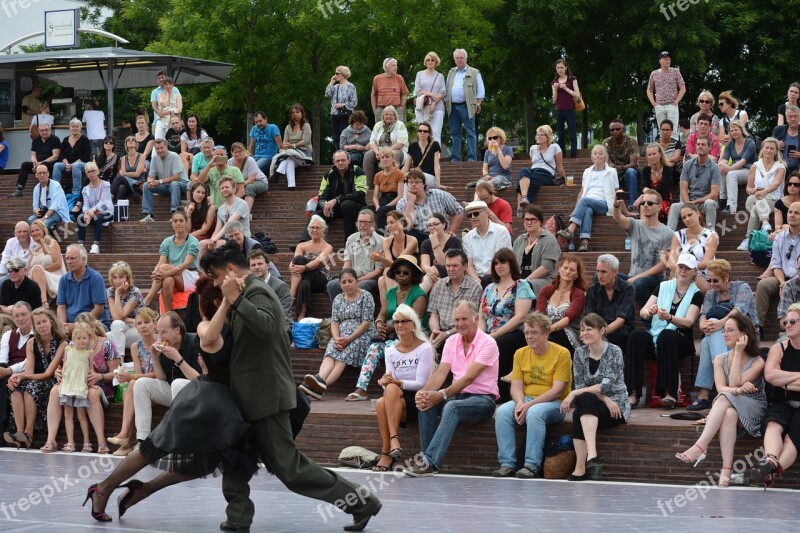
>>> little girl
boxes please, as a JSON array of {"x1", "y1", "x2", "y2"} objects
[{"x1": 59, "y1": 322, "x2": 94, "y2": 453}]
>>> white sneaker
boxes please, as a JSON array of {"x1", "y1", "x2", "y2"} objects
[
  {"x1": 140, "y1": 214, "x2": 155, "y2": 223},
  {"x1": 89, "y1": 244, "x2": 100, "y2": 254},
  {"x1": 762, "y1": 221, "x2": 772, "y2": 232},
  {"x1": 737, "y1": 238, "x2": 749, "y2": 251}
]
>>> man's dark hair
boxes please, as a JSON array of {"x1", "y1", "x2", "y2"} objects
[
  {"x1": 248, "y1": 248, "x2": 270, "y2": 264},
  {"x1": 255, "y1": 111, "x2": 267, "y2": 120},
  {"x1": 200, "y1": 240, "x2": 248, "y2": 276},
  {"x1": 445, "y1": 249, "x2": 468, "y2": 265}
]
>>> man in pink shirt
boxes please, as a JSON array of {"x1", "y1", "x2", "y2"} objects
[{"x1": 404, "y1": 300, "x2": 498, "y2": 476}]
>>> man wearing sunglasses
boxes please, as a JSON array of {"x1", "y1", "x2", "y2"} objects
[
  {"x1": 602, "y1": 119, "x2": 639, "y2": 209},
  {"x1": 667, "y1": 136, "x2": 720, "y2": 231},
  {"x1": 0, "y1": 257, "x2": 41, "y2": 314},
  {"x1": 461, "y1": 200, "x2": 512, "y2": 286},
  {"x1": 757, "y1": 201, "x2": 800, "y2": 331}
]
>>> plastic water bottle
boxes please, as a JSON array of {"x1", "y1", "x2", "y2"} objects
[
  {"x1": 568, "y1": 242, "x2": 575, "y2": 251},
  {"x1": 624, "y1": 237, "x2": 631, "y2": 251}
]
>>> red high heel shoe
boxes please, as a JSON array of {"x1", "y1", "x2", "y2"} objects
[
  {"x1": 117, "y1": 479, "x2": 145, "y2": 518},
  {"x1": 82, "y1": 484, "x2": 111, "y2": 522}
]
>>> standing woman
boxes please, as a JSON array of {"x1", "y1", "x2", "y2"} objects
[
  {"x1": 676, "y1": 314, "x2": 766, "y2": 487},
  {"x1": 719, "y1": 120, "x2": 757, "y2": 214},
  {"x1": 560, "y1": 314, "x2": 630, "y2": 480},
  {"x1": 270, "y1": 104, "x2": 313, "y2": 190},
  {"x1": 401, "y1": 121, "x2": 443, "y2": 190},
  {"x1": 325, "y1": 66, "x2": 357, "y2": 151},
  {"x1": 4, "y1": 308, "x2": 67, "y2": 448},
  {"x1": 290, "y1": 215, "x2": 333, "y2": 321},
  {"x1": 535, "y1": 253, "x2": 587, "y2": 357},
  {"x1": 739, "y1": 138, "x2": 786, "y2": 251},
  {"x1": 372, "y1": 305, "x2": 434, "y2": 471},
  {"x1": 112, "y1": 136, "x2": 146, "y2": 202},
  {"x1": 142, "y1": 208, "x2": 200, "y2": 312},
  {"x1": 77, "y1": 162, "x2": 114, "y2": 255},
  {"x1": 516, "y1": 125, "x2": 567, "y2": 214},
  {"x1": 94, "y1": 137, "x2": 118, "y2": 183},
  {"x1": 413, "y1": 52, "x2": 446, "y2": 144},
  {"x1": 634, "y1": 143, "x2": 674, "y2": 221},
  {"x1": 717, "y1": 90, "x2": 749, "y2": 145},
  {"x1": 551, "y1": 58, "x2": 580, "y2": 159},
  {"x1": 777, "y1": 83, "x2": 800, "y2": 126},
  {"x1": 156, "y1": 77, "x2": 182, "y2": 139}
]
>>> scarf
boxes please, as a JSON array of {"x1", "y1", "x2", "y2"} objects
[{"x1": 649, "y1": 279, "x2": 699, "y2": 347}]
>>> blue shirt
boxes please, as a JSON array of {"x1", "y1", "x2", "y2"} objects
[
  {"x1": 249, "y1": 123, "x2": 281, "y2": 159},
  {"x1": 57, "y1": 266, "x2": 111, "y2": 328},
  {"x1": 0, "y1": 141, "x2": 8, "y2": 170},
  {"x1": 32, "y1": 179, "x2": 70, "y2": 223},
  {"x1": 450, "y1": 66, "x2": 485, "y2": 103}
]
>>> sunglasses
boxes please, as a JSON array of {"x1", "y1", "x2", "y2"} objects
[
  {"x1": 394, "y1": 270, "x2": 411, "y2": 276},
  {"x1": 418, "y1": 129, "x2": 430, "y2": 133},
  {"x1": 487, "y1": 136, "x2": 499, "y2": 140},
  {"x1": 394, "y1": 319, "x2": 412, "y2": 325},
  {"x1": 7, "y1": 268, "x2": 21, "y2": 273},
  {"x1": 523, "y1": 217, "x2": 538, "y2": 223},
  {"x1": 467, "y1": 211, "x2": 483, "y2": 218},
  {"x1": 788, "y1": 244, "x2": 796, "y2": 261},
  {"x1": 789, "y1": 182, "x2": 800, "y2": 187},
  {"x1": 334, "y1": 72, "x2": 342, "y2": 76},
  {"x1": 718, "y1": 102, "x2": 727, "y2": 106},
  {"x1": 641, "y1": 200, "x2": 658, "y2": 206},
  {"x1": 708, "y1": 278, "x2": 721, "y2": 283},
  {"x1": 787, "y1": 318, "x2": 800, "y2": 326},
  {"x1": 699, "y1": 99, "x2": 712, "y2": 104}
]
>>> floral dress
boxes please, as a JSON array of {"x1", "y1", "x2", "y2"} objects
[
  {"x1": 14, "y1": 338, "x2": 62, "y2": 431},
  {"x1": 481, "y1": 280, "x2": 535, "y2": 333},
  {"x1": 134, "y1": 339, "x2": 155, "y2": 374},
  {"x1": 325, "y1": 290, "x2": 376, "y2": 366},
  {"x1": 91, "y1": 338, "x2": 121, "y2": 402}
]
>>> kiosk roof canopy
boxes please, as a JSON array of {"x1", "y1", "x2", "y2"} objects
[{"x1": 0, "y1": 47, "x2": 234, "y2": 90}]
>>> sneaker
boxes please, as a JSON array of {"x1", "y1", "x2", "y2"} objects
[
  {"x1": 89, "y1": 244, "x2": 100, "y2": 254},
  {"x1": 404, "y1": 462, "x2": 437, "y2": 477},
  {"x1": 737, "y1": 238, "x2": 750, "y2": 251},
  {"x1": 762, "y1": 221, "x2": 773, "y2": 232},
  {"x1": 302, "y1": 374, "x2": 327, "y2": 395},
  {"x1": 140, "y1": 214, "x2": 155, "y2": 223},
  {"x1": 492, "y1": 466, "x2": 515, "y2": 478},
  {"x1": 686, "y1": 398, "x2": 711, "y2": 411},
  {"x1": 8, "y1": 188, "x2": 23, "y2": 198},
  {"x1": 298, "y1": 384, "x2": 322, "y2": 400},
  {"x1": 515, "y1": 466, "x2": 540, "y2": 479},
  {"x1": 720, "y1": 206, "x2": 731, "y2": 215}
]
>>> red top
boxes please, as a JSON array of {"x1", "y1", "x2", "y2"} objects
[
  {"x1": 488, "y1": 197, "x2": 513, "y2": 232},
  {"x1": 552, "y1": 76, "x2": 576, "y2": 111},
  {"x1": 535, "y1": 284, "x2": 586, "y2": 323}
]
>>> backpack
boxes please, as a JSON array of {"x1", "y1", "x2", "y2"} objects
[
  {"x1": 254, "y1": 231, "x2": 278, "y2": 254},
  {"x1": 748, "y1": 230, "x2": 772, "y2": 267},
  {"x1": 544, "y1": 214, "x2": 569, "y2": 251}
]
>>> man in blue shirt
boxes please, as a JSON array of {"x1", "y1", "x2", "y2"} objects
[
  {"x1": 445, "y1": 48, "x2": 485, "y2": 162},
  {"x1": 248, "y1": 111, "x2": 282, "y2": 174},
  {"x1": 57, "y1": 243, "x2": 111, "y2": 332}
]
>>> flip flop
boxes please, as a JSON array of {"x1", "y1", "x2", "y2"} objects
[{"x1": 345, "y1": 392, "x2": 369, "y2": 402}]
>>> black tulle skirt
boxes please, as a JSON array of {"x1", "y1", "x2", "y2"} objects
[{"x1": 139, "y1": 378, "x2": 257, "y2": 478}]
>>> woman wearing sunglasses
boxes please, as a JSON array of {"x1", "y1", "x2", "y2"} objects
[
  {"x1": 470, "y1": 127, "x2": 513, "y2": 196},
  {"x1": 401, "y1": 121, "x2": 443, "y2": 190},
  {"x1": 718, "y1": 90, "x2": 749, "y2": 145},
  {"x1": 689, "y1": 259, "x2": 758, "y2": 411},
  {"x1": 737, "y1": 138, "x2": 786, "y2": 251},
  {"x1": 516, "y1": 125, "x2": 566, "y2": 216},
  {"x1": 413, "y1": 52, "x2": 446, "y2": 144},
  {"x1": 325, "y1": 66, "x2": 356, "y2": 151},
  {"x1": 689, "y1": 90, "x2": 720, "y2": 135}
]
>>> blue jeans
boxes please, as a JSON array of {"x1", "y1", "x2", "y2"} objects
[
  {"x1": 27, "y1": 212, "x2": 63, "y2": 231},
  {"x1": 77, "y1": 212, "x2": 113, "y2": 244},
  {"x1": 621, "y1": 168, "x2": 639, "y2": 208},
  {"x1": 448, "y1": 103, "x2": 476, "y2": 162},
  {"x1": 418, "y1": 393, "x2": 496, "y2": 469},
  {"x1": 555, "y1": 109, "x2": 577, "y2": 158},
  {"x1": 255, "y1": 156, "x2": 273, "y2": 175},
  {"x1": 52, "y1": 161, "x2": 86, "y2": 195},
  {"x1": 495, "y1": 398, "x2": 564, "y2": 469},
  {"x1": 695, "y1": 329, "x2": 727, "y2": 389},
  {"x1": 516, "y1": 168, "x2": 554, "y2": 204},
  {"x1": 142, "y1": 181, "x2": 188, "y2": 214},
  {"x1": 569, "y1": 197, "x2": 607, "y2": 239}
]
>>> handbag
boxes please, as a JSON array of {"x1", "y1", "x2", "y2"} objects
[
  {"x1": 30, "y1": 115, "x2": 39, "y2": 140},
  {"x1": 704, "y1": 301, "x2": 733, "y2": 321},
  {"x1": 573, "y1": 94, "x2": 586, "y2": 112}
]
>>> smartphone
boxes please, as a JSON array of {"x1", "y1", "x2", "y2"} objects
[
  {"x1": 790, "y1": 145, "x2": 797, "y2": 153},
  {"x1": 615, "y1": 191, "x2": 628, "y2": 201}
]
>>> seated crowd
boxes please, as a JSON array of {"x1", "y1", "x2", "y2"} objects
[{"x1": 3, "y1": 70, "x2": 800, "y2": 492}]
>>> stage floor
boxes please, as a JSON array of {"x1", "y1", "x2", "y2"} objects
[{"x1": 0, "y1": 448, "x2": 796, "y2": 532}]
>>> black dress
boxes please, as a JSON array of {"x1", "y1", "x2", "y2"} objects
[{"x1": 139, "y1": 327, "x2": 256, "y2": 477}]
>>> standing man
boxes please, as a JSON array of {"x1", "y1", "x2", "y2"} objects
[
  {"x1": 326, "y1": 208, "x2": 383, "y2": 302},
  {"x1": 427, "y1": 250, "x2": 483, "y2": 351},
  {"x1": 140, "y1": 139, "x2": 189, "y2": 222},
  {"x1": 646, "y1": 51, "x2": 686, "y2": 133},
  {"x1": 446, "y1": 49, "x2": 485, "y2": 162},
  {"x1": 11, "y1": 122, "x2": 60, "y2": 198},
  {"x1": 200, "y1": 242, "x2": 382, "y2": 532},
  {"x1": 248, "y1": 111, "x2": 282, "y2": 175},
  {"x1": 584, "y1": 254, "x2": 636, "y2": 352},
  {"x1": 667, "y1": 136, "x2": 720, "y2": 231},
  {"x1": 371, "y1": 58, "x2": 408, "y2": 124},
  {"x1": 20, "y1": 85, "x2": 44, "y2": 128},
  {"x1": 57, "y1": 243, "x2": 111, "y2": 332},
  {"x1": 602, "y1": 120, "x2": 639, "y2": 209},
  {"x1": 613, "y1": 189, "x2": 674, "y2": 309},
  {"x1": 151, "y1": 71, "x2": 181, "y2": 139}
]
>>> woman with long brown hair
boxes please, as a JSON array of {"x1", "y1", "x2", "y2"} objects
[
  {"x1": 270, "y1": 103, "x2": 313, "y2": 189},
  {"x1": 535, "y1": 253, "x2": 587, "y2": 357}
]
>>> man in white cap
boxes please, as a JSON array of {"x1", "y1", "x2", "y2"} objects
[{"x1": 462, "y1": 200, "x2": 512, "y2": 286}]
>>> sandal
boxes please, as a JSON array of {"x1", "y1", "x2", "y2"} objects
[
  {"x1": 389, "y1": 435, "x2": 404, "y2": 460},
  {"x1": 718, "y1": 466, "x2": 732, "y2": 487},
  {"x1": 345, "y1": 391, "x2": 369, "y2": 402},
  {"x1": 71, "y1": 201, "x2": 83, "y2": 215},
  {"x1": 556, "y1": 228, "x2": 574, "y2": 241},
  {"x1": 62, "y1": 442, "x2": 76, "y2": 453},
  {"x1": 578, "y1": 241, "x2": 589, "y2": 252},
  {"x1": 675, "y1": 443, "x2": 706, "y2": 467},
  {"x1": 371, "y1": 452, "x2": 394, "y2": 472},
  {"x1": 751, "y1": 453, "x2": 783, "y2": 489},
  {"x1": 40, "y1": 441, "x2": 58, "y2": 453},
  {"x1": 82, "y1": 443, "x2": 93, "y2": 453},
  {"x1": 97, "y1": 442, "x2": 111, "y2": 454}
]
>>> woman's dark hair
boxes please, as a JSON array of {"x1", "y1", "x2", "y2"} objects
[
  {"x1": 525, "y1": 204, "x2": 544, "y2": 223},
  {"x1": 580, "y1": 313, "x2": 608, "y2": 332},
  {"x1": 679, "y1": 202, "x2": 706, "y2": 228},
  {"x1": 339, "y1": 268, "x2": 358, "y2": 281},
  {"x1": 195, "y1": 276, "x2": 222, "y2": 321},
  {"x1": 386, "y1": 210, "x2": 407, "y2": 228},
  {"x1": 95, "y1": 135, "x2": 116, "y2": 168},
  {"x1": 417, "y1": 121, "x2": 432, "y2": 141},
  {"x1": 189, "y1": 181, "x2": 211, "y2": 229},
  {"x1": 427, "y1": 212, "x2": 448, "y2": 231},
  {"x1": 289, "y1": 103, "x2": 308, "y2": 127},
  {"x1": 350, "y1": 110, "x2": 368, "y2": 125},
  {"x1": 554, "y1": 58, "x2": 572, "y2": 77},
  {"x1": 660, "y1": 119, "x2": 674, "y2": 130},
  {"x1": 172, "y1": 206, "x2": 188, "y2": 222},
  {"x1": 727, "y1": 313, "x2": 758, "y2": 357},
  {"x1": 185, "y1": 112, "x2": 202, "y2": 140},
  {"x1": 490, "y1": 248, "x2": 521, "y2": 283},
  {"x1": 200, "y1": 240, "x2": 248, "y2": 276},
  {"x1": 786, "y1": 170, "x2": 800, "y2": 195},
  {"x1": 550, "y1": 253, "x2": 587, "y2": 290}
]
